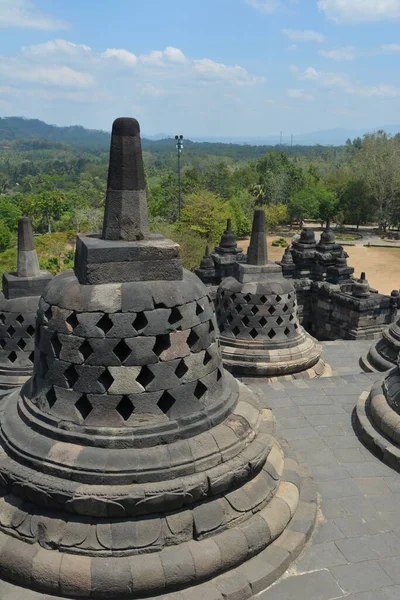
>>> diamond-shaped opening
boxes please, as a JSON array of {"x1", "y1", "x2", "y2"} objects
[
  {"x1": 275, "y1": 295, "x2": 282, "y2": 303},
  {"x1": 79, "y1": 340, "x2": 93, "y2": 361},
  {"x1": 244, "y1": 294, "x2": 252, "y2": 303},
  {"x1": 260, "y1": 295, "x2": 267, "y2": 304},
  {"x1": 268, "y1": 306, "x2": 276, "y2": 315},
  {"x1": 283, "y1": 304, "x2": 289, "y2": 313},
  {"x1": 65, "y1": 365, "x2": 79, "y2": 388},
  {"x1": 203, "y1": 350, "x2": 212, "y2": 365},
  {"x1": 99, "y1": 368, "x2": 114, "y2": 392},
  {"x1": 194, "y1": 381, "x2": 207, "y2": 400},
  {"x1": 116, "y1": 395, "x2": 134, "y2": 421},
  {"x1": 284, "y1": 327, "x2": 290, "y2": 336},
  {"x1": 232, "y1": 326, "x2": 240, "y2": 337},
  {"x1": 96, "y1": 314, "x2": 113, "y2": 335},
  {"x1": 29, "y1": 351, "x2": 35, "y2": 363},
  {"x1": 136, "y1": 365, "x2": 155, "y2": 389},
  {"x1": 66, "y1": 312, "x2": 79, "y2": 331},
  {"x1": 113, "y1": 340, "x2": 131, "y2": 363},
  {"x1": 288, "y1": 294, "x2": 292, "y2": 300},
  {"x1": 0, "y1": 313, "x2": 5, "y2": 324},
  {"x1": 168, "y1": 307, "x2": 182, "y2": 325},
  {"x1": 8, "y1": 351, "x2": 17, "y2": 363},
  {"x1": 153, "y1": 334, "x2": 170, "y2": 357},
  {"x1": 175, "y1": 359, "x2": 188, "y2": 379},
  {"x1": 0, "y1": 339, "x2": 5, "y2": 349},
  {"x1": 242, "y1": 316, "x2": 250, "y2": 327},
  {"x1": 259, "y1": 317, "x2": 267, "y2": 327},
  {"x1": 251, "y1": 305, "x2": 259, "y2": 315},
  {"x1": 16, "y1": 315, "x2": 24, "y2": 325},
  {"x1": 157, "y1": 391, "x2": 176, "y2": 415},
  {"x1": 132, "y1": 312, "x2": 148, "y2": 332},
  {"x1": 51, "y1": 333, "x2": 62, "y2": 358},
  {"x1": 217, "y1": 368, "x2": 223, "y2": 381},
  {"x1": 289, "y1": 314, "x2": 294, "y2": 322},
  {"x1": 26, "y1": 324, "x2": 35, "y2": 337},
  {"x1": 249, "y1": 328, "x2": 258, "y2": 339},
  {"x1": 231, "y1": 294, "x2": 237, "y2": 302},
  {"x1": 46, "y1": 386, "x2": 57, "y2": 408},
  {"x1": 209, "y1": 320, "x2": 215, "y2": 333},
  {"x1": 17, "y1": 338, "x2": 26, "y2": 350},
  {"x1": 276, "y1": 316, "x2": 284, "y2": 326},
  {"x1": 226, "y1": 314, "x2": 234, "y2": 324},
  {"x1": 75, "y1": 395, "x2": 92, "y2": 421},
  {"x1": 294, "y1": 323, "x2": 299, "y2": 330},
  {"x1": 187, "y1": 329, "x2": 200, "y2": 349},
  {"x1": 44, "y1": 307, "x2": 53, "y2": 322},
  {"x1": 7, "y1": 325, "x2": 15, "y2": 336},
  {"x1": 268, "y1": 329, "x2": 276, "y2": 339},
  {"x1": 196, "y1": 302, "x2": 205, "y2": 316}
]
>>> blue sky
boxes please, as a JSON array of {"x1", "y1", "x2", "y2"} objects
[{"x1": 0, "y1": 0, "x2": 399, "y2": 139}]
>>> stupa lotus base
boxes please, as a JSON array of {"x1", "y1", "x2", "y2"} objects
[
  {"x1": 360, "y1": 322, "x2": 400, "y2": 373},
  {"x1": 355, "y1": 370, "x2": 400, "y2": 471},
  {"x1": 0, "y1": 436, "x2": 316, "y2": 600},
  {"x1": 220, "y1": 333, "x2": 330, "y2": 379}
]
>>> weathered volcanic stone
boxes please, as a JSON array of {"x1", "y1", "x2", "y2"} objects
[
  {"x1": 0, "y1": 118, "x2": 313, "y2": 599},
  {"x1": 0, "y1": 217, "x2": 52, "y2": 390},
  {"x1": 216, "y1": 209, "x2": 328, "y2": 379},
  {"x1": 356, "y1": 354, "x2": 400, "y2": 471}
]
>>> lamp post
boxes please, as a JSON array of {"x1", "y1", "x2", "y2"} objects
[{"x1": 175, "y1": 134, "x2": 183, "y2": 219}]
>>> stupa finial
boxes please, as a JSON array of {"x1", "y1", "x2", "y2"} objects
[
  {"x1": 247, "y1": 208, "x2": 267, "y2": 265},
  {"x1": 17, "y1": 217, "x2": 40, "y2": 278},
  {"x1": 102, "y1": 117, "x2": 150, "y2": 241}
]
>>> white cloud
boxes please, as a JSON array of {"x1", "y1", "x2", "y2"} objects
[
  {"x1": 286, "y1": 88, "x2": 313, "y2": 100},
  {"x1": 318, "y1": 0, "x2": 400, "y2": 23},
  {"x1": 102, "y1": 48, "x2": 138, "y2": 67},
  {"x1": 381, "y1": 43, "x2": 400, "y2": 52},
  {"x1": 319, "y1": 46, "x2": 357, "y2": 60},
  {"x1": 294, "y1": 65, "x2": 400, "y2": 98},
  {"x1": 0, "y1": 0, "x2": 67, "y2": 29},
  {"x1": 282, "y1": 29, "x2": 326, "y2": 43},
  {"x1": 22, "y1": 39, "x2": 91, "y2": 57},
  {"x1": 245, "y1": 0, "x2": 298, "y2": 13},
  {"x1": 0, "y1": 64, "x2": 95, "y2": 88},
  {"x1": 193, "y1": 58, "x2": 266, "y2": 85}
]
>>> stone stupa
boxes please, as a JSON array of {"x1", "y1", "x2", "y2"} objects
[
  {"x1": 361, "y1": 311, "x2": 400, "y2": 373},
  {"x1": 0, "y1": 118, "x2": 315, "y2": 599},
  {"x1": 0, "y1": 217, "x2": 52, "y2": 389},
  {"x1": 356, "y1": 352, "x2": 400, "y2": 471},
  {"x1": 216, "y1": 209, "x2": 329, "y2": 379}
]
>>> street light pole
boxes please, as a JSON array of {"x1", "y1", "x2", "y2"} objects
[{"x1": 175, "y1": 134, "x2": 183, "y2": 220}]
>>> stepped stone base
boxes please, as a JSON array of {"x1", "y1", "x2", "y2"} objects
[
  {"x1": 0, "y1": 445, "x2": 317, "y2": 600},
  {"x1": 354, "y1": 374, "x2": 400, "y2": 471}
]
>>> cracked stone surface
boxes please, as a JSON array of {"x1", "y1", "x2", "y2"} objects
[{"x1": 248, "y1": 338, "x2": 400, "y2": 600}]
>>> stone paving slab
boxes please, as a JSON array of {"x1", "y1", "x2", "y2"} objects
[{"x1": 248, "y1": 339, "x2": 400, "y2": 600}]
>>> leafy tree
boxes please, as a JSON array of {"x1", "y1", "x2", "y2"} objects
[
  {"x1": 288, "y1": 190, "x2": 318, "y2": 228},
  {"x1": 0, "y1": 198, "x2": 22, "y2": 230},
  {"x1": 265, "y1": 204, "x2": 289, "y2": 231},
  {"x1": 315, "y1": 186, "x2": 339, "y2": 226},
  {"x1": 178, "y1": 191, "x2": 230, "y2": 242},
  {"x1": 339, "y1": 179, "x2": 374, "y2": 229},
  {"x1": 0, "y1": 223, "x2": 12, "y2": 252}
]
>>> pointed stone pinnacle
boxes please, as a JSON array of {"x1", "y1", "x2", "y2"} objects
[
  {"x1": 102, "y1": 117, "x2": 150, "y2": 242},
  {"x1": 205, "y1": 245, "x2": 210, "y2": 255},
  {"x1": 17, "y1": 217, "x2": 40, "y2": 278},
  {"x1": 247, "y1": 209, "x2": 267, "y2": 266}
]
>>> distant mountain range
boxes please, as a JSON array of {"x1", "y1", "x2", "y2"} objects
[{"x1": 1, "y1": 116, "x2": 399, "y2": 148}]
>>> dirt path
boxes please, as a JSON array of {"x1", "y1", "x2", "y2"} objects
[{"x1": 238, "y1": 236, "x2": 400, "y2": 295}]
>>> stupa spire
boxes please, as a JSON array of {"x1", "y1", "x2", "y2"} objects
[
  {"x1": 102, "y1": 117, "x2": 150, "y2": 241},
  {"x1": 247, "y1": 208, "x2": 267, "y2": 265},
  {"x1": 16, "y1": 217, "x2": 40, "y2": 278}
]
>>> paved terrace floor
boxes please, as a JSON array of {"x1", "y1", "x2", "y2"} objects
[{"x1": 248, "y1": 339, "x2": 400, "y2": 600}]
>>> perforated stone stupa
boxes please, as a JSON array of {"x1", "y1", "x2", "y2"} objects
[
  {"x1": 216, "y1": 209, "x2": 329, "y2": 379},
  {"x1": 361, "y1": 314, "x2": 400, "y2": 373},
  {"x1": 356, "y1": 354, "x2": 400, "y2": 471},
  {"x1": 0, "y1": 217, "x2": 52, "y2": 389},
  {"x1": 0, "y1": 118, "x2": 315, "y2": 599}
]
